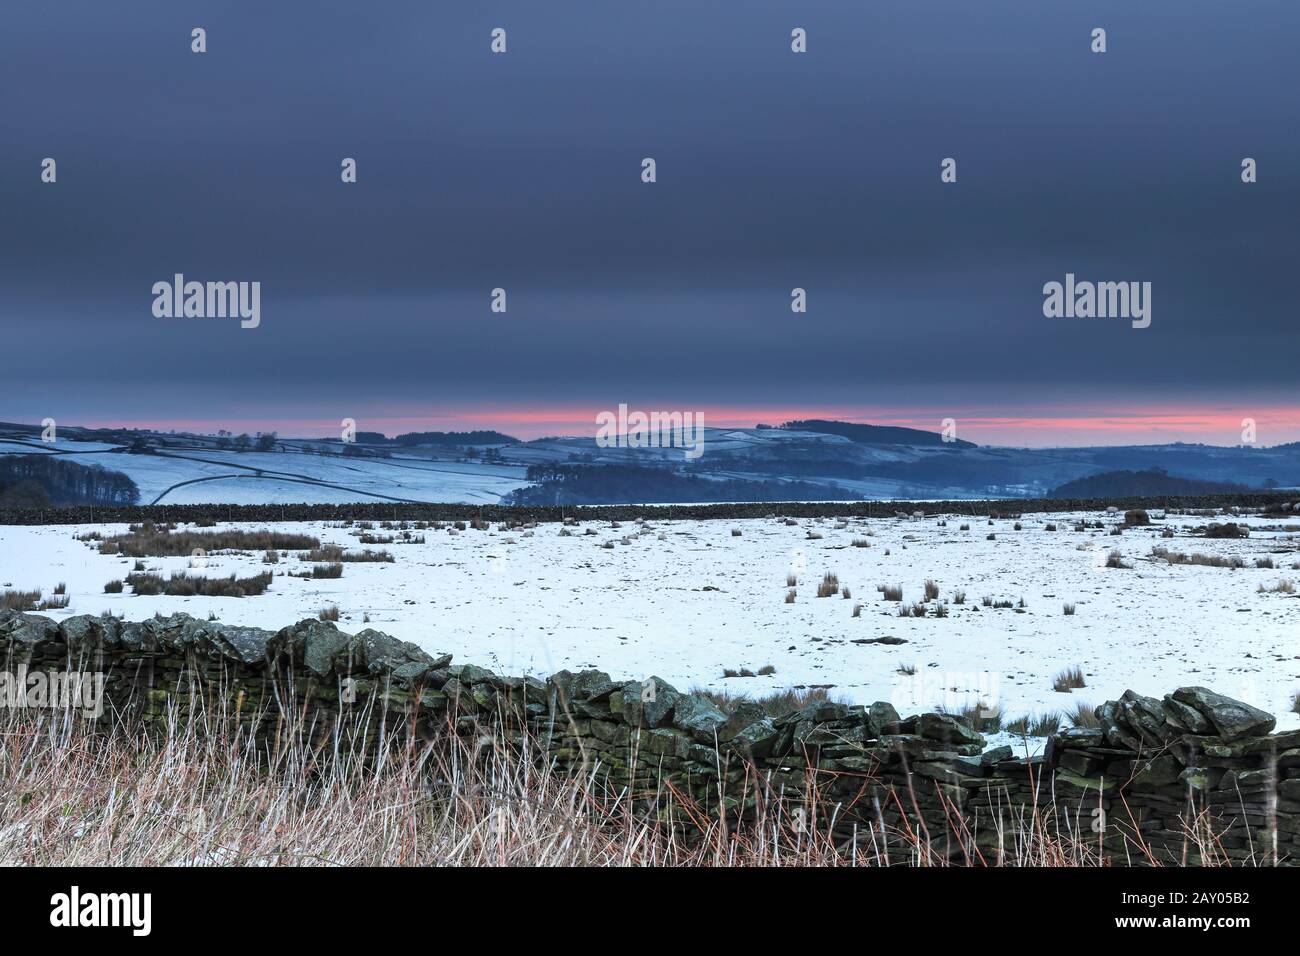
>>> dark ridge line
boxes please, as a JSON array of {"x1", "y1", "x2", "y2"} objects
[{"x1": 0, "y1": 492, "x2": 1293, "y2": 526}]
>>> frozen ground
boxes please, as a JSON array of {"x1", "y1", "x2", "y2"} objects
[{"x1": 2, "y1": 509, "x2": 1298, "y2": 736}]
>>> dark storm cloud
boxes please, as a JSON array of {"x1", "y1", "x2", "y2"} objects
[{"x1": 1, "y1": 0, "x2": 1296, "y2": 427}]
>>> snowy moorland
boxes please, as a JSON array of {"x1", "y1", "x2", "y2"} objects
[
  {"x1": 3, "y1": 508, "x2": 1298, "y2": 741},
  {"x1": 8, "y1": 425, "x2": 1300, "y2": 505}
]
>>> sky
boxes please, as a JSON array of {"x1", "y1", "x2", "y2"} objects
[{"x1": 1, "y1": 0, "x2": 1297, "y2": 446}]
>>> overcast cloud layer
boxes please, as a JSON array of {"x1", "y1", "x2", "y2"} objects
[{"x1": 1, "y1": 1, "x2": 1296, "y2": 443}]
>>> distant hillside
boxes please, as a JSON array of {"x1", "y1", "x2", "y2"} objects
[
  {"x1": 781, "y1": 420, "x2": 975, "y2": 449},
  {"x1": 4, "y1": 419, "x2": 1295, "y2": 505},
  {"x1": 1050, "y1": 469, "x2": 1251, "y2": 498},
  {"x1": 503, "y1": 465, "x2": 861, "y2": 505},
  {"x1": 393, "y1": 431, "x2": 519, "y2": 447}
]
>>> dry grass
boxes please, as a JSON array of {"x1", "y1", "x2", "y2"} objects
[
  {"x1": 1052, "y1": 666, "x2": 1086, "y2": 693},
  {"x1": 97, "y1": 524, "x2": 320, "y2": 558},
  {"x1": 341, "y1": 549, "x2": 393, "y2": 563},
  {"x1": 1258, "y1": 580, "x2": 1295, "y2": 594},
  {"x1": 318, "y1": 605, "x2": 341, "y2": 622},
  {"x1": 302, "y1": 546, "x2": 393, "y2": 563},
  {"x1": 696, "y1": 685, "x2": 839, "y2": 718},
  {"x1": 1068, "y1": 701, "x2": 1100, "y2": 729},
  {"x1": 0, "y1": 589, "x2": 41, "y2": 611},
  {"x1": 1004, "y1": 713, "x2": 1062, "y2": 737},
  {"x1": 817, "y1": 573, "x2": 839, "y2": 598},
  {"x1": 880, "y1": 584, "x2": 903, "y2": 602},
  {"x1": 923, "y1": 579, "x2": 939, "y2": 601},
  {"x1": 125, "y1": 571, "x2": 274, "y2": 597},
  {"x1": 1151, "y1": 547, "x2": 1244, "y2": 569},
  {"x1": 3, "y1": 702, "x2": 855, "y2": 866},
  {"x1": 301, "y1": 546, "x2": 343, "y2": 562},
  {"x1": 1203, "y1": 522, "x2": 1248, "y2": 539}
]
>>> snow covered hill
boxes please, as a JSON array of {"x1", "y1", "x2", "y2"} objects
[{"x1": 0, "y1": 435, "x2": 527, "y2": 505}]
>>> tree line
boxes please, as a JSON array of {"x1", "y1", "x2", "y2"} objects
[{"x1": 0, "y1": 455, "x2": 140, "y2": 507}]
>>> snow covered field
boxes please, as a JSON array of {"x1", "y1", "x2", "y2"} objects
[
  {"x1": 3, "y1": 510, "x2": 1298, "y2": 736},
  {"x1": 3, "y1": 438, "x2": 528, "y2": 504}
]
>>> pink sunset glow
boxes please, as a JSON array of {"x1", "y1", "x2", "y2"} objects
[{"x1": 69, "y1": 403, "x2": 1300, "y2": 448}]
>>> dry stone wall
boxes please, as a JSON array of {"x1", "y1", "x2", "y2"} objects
[
  {"x1": 2, "y1": 608, "x2": 1296, "y2": 866},
  {"x1": 2, "y1": 492, "x2": 1296, "y2": 527}
]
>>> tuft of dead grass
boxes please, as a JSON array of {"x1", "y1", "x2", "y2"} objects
[
  {"x1": 1004, "y1": 712, "x2": 1062, "y2": 737},
  {"x1": 1258, "y1": 580, "x2": 1294, "y2": 594},
  {"x1": 1052, "y1": 666, "x2": 1086, "y2": 693},
  {"x1": 0, "y1": 589, "x2": 41, "y2": 611},
  {"x1": 695, "y1": 685, "x2": 840, "y2": 719},
  {"x1": 1151, "y1": 547, "x2": 1243, "y2": 569}
]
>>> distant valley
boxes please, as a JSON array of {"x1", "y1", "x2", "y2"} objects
[{"x1": 1, "y1": 420, "x2": 1296, "y2": 507}]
